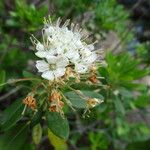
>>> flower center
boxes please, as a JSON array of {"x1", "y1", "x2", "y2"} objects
[{"x1": 49, "y1": 64, "x2": 56, "y2": 70}]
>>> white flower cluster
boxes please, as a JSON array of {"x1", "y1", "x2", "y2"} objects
[{"x1": 31, "y1": 17, "x2": 97, "y2": 81}]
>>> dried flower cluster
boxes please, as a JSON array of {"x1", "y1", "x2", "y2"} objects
[{"x1": 49, "y1": 90, "x2": 64, "y2": 115}]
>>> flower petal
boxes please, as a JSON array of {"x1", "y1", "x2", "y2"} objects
[
  {"x1": 36, "y1": 42, "x2": 44, "y2": 51},
  {"x1": 84, "y1": 52, "x2": 97, "y2": 64},
  {"x1": 87, "y1": 44, "x2": 94, "y2": 51},
  {"x1": 56, "y1": 56, "x2": 69, "y2": 67},
  {"x1": 53, "y1": 68, "x2": 66, "y2": 78},
  {"x1": 35, "y1": 51, "x2": 48, "y2": 58},
  {"x1": 65, "y1": 50, "x2": 79, "y2": 62},
  {"x1": 75, "y1": 63, "x2": 88, "y2": 73},
  {"x1": 41, "y1": 71, "x2": 54, "y2": 80},
  {"x1": 44, "y1": 26, "x2": 55, "y2": 36},
  {"x1": 81, "y1": 49, "x2": 92, "y2": 57},
  {"x1": 36, "y1": 60, "x2": 49, "y2": 72},
  {"x1": 46, "y1": 56, "x2": 57, "y2": 64}
]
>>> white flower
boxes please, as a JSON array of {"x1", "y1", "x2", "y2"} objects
[
  {"x1": 75, "y1": 49, "x2": 97, "y2": 73},
  {"x1": 31, "y1": 17, "x2": 99, "y2": 80},
  {"x1": 75, "y1": 63, "x2": 88, "y2": 73},
  {"x1": 64, "y1": 49, "x2": 80, "y2": 63},
  {"x1": 36, "y1": 55, "x2": 69, "y2": 80}
]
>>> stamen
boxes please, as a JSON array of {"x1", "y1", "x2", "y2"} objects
[
  {"x1": 42, "y1": 29, "x2": 46, "y2": 46},
  {"x1": 56, "y1": 17, "x2": 61, "y2": 27},
  {"x1": 30, "y1": 34, "x2": 39, "y2": 45},
  {"x1": 74, "y1": 24, "x2": 79, "y2": 32},
  {"x1": 62, "y1": 19, "x2": 70, "y2": 28},
  {"x1": 71, "y1": 23, "x2": 75, "y2": 31}
]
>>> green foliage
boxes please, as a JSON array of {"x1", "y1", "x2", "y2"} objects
[
  {"x1": 0, "y1": 123, "x2": 29, "y2": 150},
  {"x1": 30, "y1": 111, "x2": 43, "y2": 128},
  {"x1": 32, "y1": 123, "x2": 42, "y2": 145},
  {"x1": 114, "y1": 95, "x2": 125, "y2": 115},
  {"x1": 48, "y1": 129, "x2": 68, "y2": 150},
  {"x1": 6, "y1": 0, "x2": 48, "y2": 31},
  {"x1": 0, "y1": 99, "x2": 24, "y2": 131},
  {"x1": 100, "y1": 52, "x2": 149, "y2": 89},
  {"x1": 89, "y1": 131, "x2": 110, "y2": 150},
  {"x1": 65, "y1": 90, "x2": 103, "y2": 108},
  {"x1": 134, "y1": 94, "x2": 150, "y2": 108},
  {"x1": 0, "y1": 70, "x2": 6, "y2": 91},
  {"x1": 52, "y1": 0, "x2": 94, "y2": 17},
  {"x1": 0, "y1": 35, "x2": 30, "y2": 78},
  {"x1": 126, "y1": 139, "x2": 150, "y2": 150},
  {"x1": 137, "y1": 42, "x2": 150, "y2": 65},
  {"x1": 46, "y1": 112, "x2": 69, "y2": 140},
  {"x1": 95, "y1": 0, "x2": 128, "y2": 34}
]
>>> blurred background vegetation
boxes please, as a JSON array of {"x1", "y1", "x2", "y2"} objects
[{"x1": 0, "y1": 0, "x2": 150, "y2": 150}]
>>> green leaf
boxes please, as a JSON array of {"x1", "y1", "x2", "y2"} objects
[
  {"x1": 126, "y1": 140, "x2": 150, "y2": 150},
  {"x1": 64, "y1": 91, "x2": 104, "y2": 108},
  {"x1": 48, "y1": 129, "x2": 68, "y2": 150},
  {"x1": 0, "y1": 123, "x2": 29, "y2": 150},
  {"x1": 104, "y1": 52, "x2": 149, "y2": 88},
  {"x1": 23, "y1": 70, "x2": 35, "y2": 78},
  {"x1": 89, "y1": 131, "x2": 109, "y2": 150},
  {"x1": 0, "y1": 99, "x2": 24, "y2": 131},
  {"x1": 21, "y1": 144, "x2": 35, "y2": 150},
  {"x1": 118, "y1": 88, "x2": 133, "y2": 98},
  {"x1": 114, "y1": 96, "x2": 125, "y2": 115},
  {"x1": 46, "y1": 112, "x2": 69, "y2": 140},
  {"x1": 134, "y1": 95, "x2": 150, "y2": 108},
  {"x1": 30, "y1": 111, "x2": 42, "y2": 128},
  {"x1": 0, "y1": 70, "x2": 6, "y2": 91},
  {"x1": 32, "y1": 123, "x2": 42, "y2": 145}
]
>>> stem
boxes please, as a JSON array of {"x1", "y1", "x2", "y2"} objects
[
  {"x1": 0, "y1": 78, "x2": 40, "y2": 87},
  {"x1": 65, "y1": 85, "x2": 87, "y2": 100},
  {"x1": 60, "y1": 91, "x2": 76, "y2": 111},
  {"x1": 21, "y1": 105, "x2": 27, "y2": 115},
  {"x1": 12, "y1": 78, "x2": 40, "y2": 82}
]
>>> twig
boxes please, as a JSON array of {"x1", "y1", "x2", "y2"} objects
[
  {"x1": 65, "y1": 85, "x2": 87, "y2": 100},
  {"x1": 61, "y1": 91, "x2": 76, "y2": 112},
  {"x1": 0, "y1": 86, "x2": 22, "y2": 102},
  {"x1": 0, "y1": 78, "x2": 40, "y2": 87}
]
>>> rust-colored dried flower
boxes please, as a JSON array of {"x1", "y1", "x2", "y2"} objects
[
  {"x1": 49, "y1": 90, "x2": 64, "y2": 115},
  {"x1": 89, "y1": 75, "x2": 99, "y2": 84},
  {"x1": 64, "y1": 67, "x2": 75, "y2": 79},
  {"x1": 49, "y1": 90, "x2": 62, "y2": 102},
  {"x1": 23, "y1": 95, "x2": 36, "y2": 110}
]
